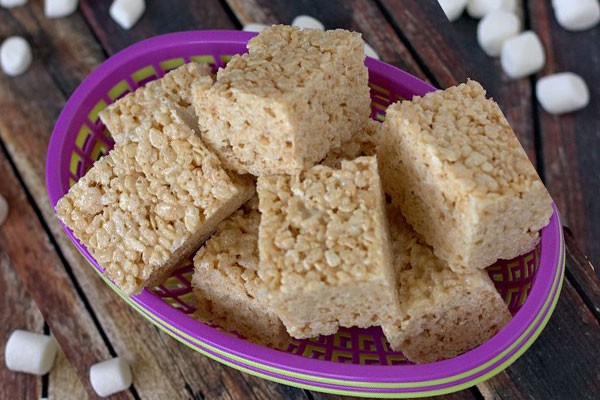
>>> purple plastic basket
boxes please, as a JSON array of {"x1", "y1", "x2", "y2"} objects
[{"x1": 45, "y1": 31, "x2": 565, "y2": 398}]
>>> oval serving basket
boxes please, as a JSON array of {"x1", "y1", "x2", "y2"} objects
[{"x1": 46, "y1": 31, "x2": 565, "y2": 398}]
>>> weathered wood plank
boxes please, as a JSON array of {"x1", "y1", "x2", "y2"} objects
[
  {"x1": 477, "y1": 371, "x2": 527, "y2": 400},
  {"x1": 79, "y1": 0, "x2": 238, "y2": 54},
  {"x1": 564, "y1": 228, "x2": 600, "y2": 319},
  {"x1": 1, "y1": 210, "x2": 84, "y2": 400},
  {"x1": 48, "y1": 349, "x2": 87, "y2": 400},
  {"x1": 1, "y1": 4, "x2": 310, "y2": 400},
  {"x1": 376, "y1": 0, "x2": 472, "y2": 85},
  {"x1": 1, "y1": 2, "x2": 598, "y2": 400},
  {"x1": 225, "y1": 0, "x2": 428, "y2": 80},
  {"x1": 529, "y1": 1, "x2": 600, "y2": 269},
  {"x1": 4, "y1": 0, "x2": 104, "y2": 96},
  {"x1": 0, "y1": 146, "x2": 131, "y2": 400},
  {"x1": 477, "y1": 278, "x2": 600, "y2": 400},
  {"x1": 0, "y1": 252, "x2": 44, "y2": 400},
  {"x1": 311, "y1": 389, "x2": 478, "y2": 400},
  {"x1": 376, "y1": 0, "x2": 537, "y2": 162}
]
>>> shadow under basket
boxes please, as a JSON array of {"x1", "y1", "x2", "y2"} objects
[{"x1": 46, "y1": 31, "x2": 565, "y2": 398}]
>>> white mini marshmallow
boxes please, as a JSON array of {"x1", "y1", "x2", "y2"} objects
[
  {"x1": 44, "y1": 0, "x2": 78, "y2": 18},
  {"x1": 477, "y1": 10, "x2": 521, "y2": 56},
  {"x1": 501, "y1": 31, "x2": 545, "y2": 79},
  {"x1": 500, "y1": 0, "x2": 519, "y2": 13},
  {"x1": 90, "y1": 357, "x2": 132, "y2": 397},
  {"x1": 553, "y1": 0, "x2": 599, "y2": 31},
  {"x1": 364, "y1": 42, "x2": 380, "y2": 60},
  {"x1": 5, "y1": 330, "x2": 58, "y2": 375},
  {"x1": 536, "y1": 72, "x2": 590, "y2": 114},
  {"x1": 467, "y1": 0, "x2": 516, "y2": 18},
  {"x1": 292, "y1": 15, "x2": 324, "y2": 30},
  {"x1": 0, "y1": 0, "x2": 27, "y2": 8},
  {"x1": 110, "y1": 0, "x2": 145, "y2": 30},
  {"x1": 243, "y1": 23, "x2": 267, "y2": 33},
  {"x1": 0, "y1": 194, "x2": 8, "y2": 226},
  {"x1": 438, "y1": 0, "x2": 468, "y2": 22},
  {"x1": 0, "y1": 36, "x2": 32, "y2": 77}
]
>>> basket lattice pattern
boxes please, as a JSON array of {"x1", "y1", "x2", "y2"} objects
[{"x1": 70, "y1": 57, "x2": 541, "y2": 366}]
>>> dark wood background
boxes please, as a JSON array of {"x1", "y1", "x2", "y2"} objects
[{"x1": 0, "y1": 1, "x2": 598, "y2": 399}]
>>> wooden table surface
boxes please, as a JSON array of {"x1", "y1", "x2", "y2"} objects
[{"x1": 1, "y1": 1, "x2": 599, "y2": 399}]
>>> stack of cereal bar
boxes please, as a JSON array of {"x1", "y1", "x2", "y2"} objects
[{"x1": 55, "y1": 25, "x2": 553, "y2": 362}]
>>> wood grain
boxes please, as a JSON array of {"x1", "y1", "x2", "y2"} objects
[
  {"x1": 1, "y1": 3, "x2": 310, "y2": 399},
  {"x1": 311, "y1": 389, "x2": 479, "y2": 400},
  {"x1": 224, "y1": 0, "x2": 428, "y2": 80},
  {"x1": 79, "y1": 0, "x2": 238, "y2": 54},
  {"x1": 477, "y1": 371, "x2": 528, "y2": 400},
  {"x1": 564, "y1": 228, "x2": 600, "y2": 319},
  {"x1": 0, "y1": 146, "x2": 131, "y2": 400},
  {"x1": 0, "y1": 252, "x2": 44, "y2": 400},
  {"x1": 376, "y1": 0, "x2": 537, "y2": 162},
  {"x1": 48, "y1": 349, "x2": 87, "y2": 400},
  {"x1": 0, "y1": 1, "x2": 599, "y2": 399},
  {"x1": 478, "y1": 278, "x2": 600, "y2": 400},
  {"x1": 5, "y1": 0, "x2": 104, "y2": 96},
  {"x1": 529, "y1": 1, "x2": 600, "y2": 268}
]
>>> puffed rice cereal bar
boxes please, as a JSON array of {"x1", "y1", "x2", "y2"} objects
[
  {"x1": 381, "y1": 205, "x2": 511, "y2": 363},
  {"x1": 100, "y1": 62, "x2": 213, "y2": 143},
  {"x1": 194, "y1": 25, "x2": 371, "y2": 176},
  {"x1": 378, "y1": 80, "x2": 552, "y2": 271},
  {"x1": 257, "y1": 156, "x2": 399, "y2": 339},
  {"x1": 56, "y1": 106, "x2": 254, "y2": 295},
  {"x1": 192, "y1": 197, "x2": 289, "y2": 349},
  {"x1": 321, "y1": 119, "x2": 380, "y2": 168}
]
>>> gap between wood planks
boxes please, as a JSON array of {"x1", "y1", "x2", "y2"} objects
[
  {"x1": 218, "y1": 0, "x2": 244, "y2": 29},
  {"x1": 0, "y1": 137, "x2": 137, "y2": 399},
  {"x1": 1, "y1": 3, "x2": 312, "y2": 399},
  {"x1": 520, "y1": 0, "x2": 547, "y2": 183},
  {"x1": 0, "y1": 139, "x2": 118, "y2": 359},
  {"x1": 371, "y1": 0, "x2": 442, "y2": 88},
  {"x1": 2, "y1": 1, "x2": 597, "y2": 398}
]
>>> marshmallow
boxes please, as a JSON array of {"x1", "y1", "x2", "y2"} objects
[
  {"x1": 501, "y1": 31, "x2": 545, "y2": 79},
  {"x1": 90, "y1": 357, "x2": 132, "y2": 397},
  {"x1": 0, "y1": 0, "x2": 27, "y2": 7},
  {"x1": 553, "y1": 0, "x2": 599, "y2": 31},
  {"x1": 467, "y1": 0, "x2": 516, "y2": 18},
  {"x1": 500, "y1": 0, "x2": 519, "y2": 14},
  {"x1": 536, "y1": 72, "x2": 590, "y2": 114},
  {"x1": 477, "y1": 10, "x2": 521, "y2": 56},
  {"x1": 438, "y1": 0, "x2": 468, "y2": 21},
  {"x1": 364, "y1": 42, "x2": 380, "y2": 60},
  {"x1": 243, "y1": 23, "x2": 267, "y2": 33},
  {"x1": 109, "y1": 0, "x2": 145, "y2": 30},
  {"x1": 44, "y1": 0, "x2": 78, "y2": 18},
  {"x1": 5, "y1": 330, "x2": 58, "y2": 375},
  {"x1": 0, "y1": 194, "x2": 8, "y2": 226},
  {"x1": 0, "y1": 36, "x2": 32, "y2": 77},
  {"x1": 291, "y1": 15, "x2": 325, "y2": 30}
]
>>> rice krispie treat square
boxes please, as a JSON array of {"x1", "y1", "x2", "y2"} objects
[
  {"x1": 56, "y1": 106, "x2": 254, "y2": 294},
  {"x1": 321, "y1": 119, "x2": 380, "y2": 168},
  {"x1": 381, "y1": 206, "x2": 511, "y2": 363},
  {"x1": 100, "y1": 62, "x2": 213, "y2": 143},
  {"x1": 379, "y1": 80, "x2": 552, "y2": 271},
  {"x1": 194, "y1": 25, "x2": 371, "y2": 176},
  {"x1": 257, "y1": 156, "x2": 399, "y2": 339},
  {"x1": 192, "y1": 197, "x2": 289, "y2": 349}
]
